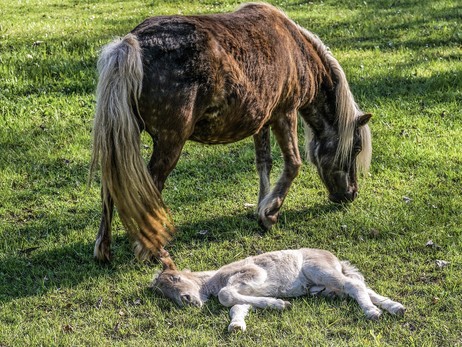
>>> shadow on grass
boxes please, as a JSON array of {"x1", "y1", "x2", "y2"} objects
[{"x1": 0, "y1": 199, "x2": 345, "y2": 304}]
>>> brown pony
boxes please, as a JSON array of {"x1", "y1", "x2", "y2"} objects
[{"x1": 90, "y1": 3, "x2": 372, "y2": 261}]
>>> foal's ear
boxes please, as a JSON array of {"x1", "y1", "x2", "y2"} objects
[
  {"x1": 150, "y1": 270, "x2": 163, "y2": 289},
  {"x1": 357, "y1": 113, "x2": 372, "y2": 127}
]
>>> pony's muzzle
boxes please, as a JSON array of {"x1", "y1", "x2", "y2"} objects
[{"x1": 328, "y1": 190, "x2": 357, "y2": 203}]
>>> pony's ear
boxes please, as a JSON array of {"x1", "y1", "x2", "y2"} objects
[{"x1": 357, "y1": 113, "x2": 372, "y2": 127}]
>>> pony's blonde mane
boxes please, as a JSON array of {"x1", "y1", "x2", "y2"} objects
[{"x1": 297, "y1": 26, "x2": 372, "y2": 172}]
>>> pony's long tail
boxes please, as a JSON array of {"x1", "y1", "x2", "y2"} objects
[{"x1": 90, "y1": 34, "x2": 173, "y2": 258}]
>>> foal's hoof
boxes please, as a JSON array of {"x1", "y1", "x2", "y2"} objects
[
  {"x1": 389, "y1": 302, "x2": 406, "y2": 316},
  {"x1": 228, "y1": 321, "x2": 246, "y2": 333},
  {"x1": 365, "y1": 307, "x2": 382, "y2": 320}
]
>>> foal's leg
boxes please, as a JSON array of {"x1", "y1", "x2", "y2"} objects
[
  {"x1": 367, "y1": 288, "x2": 405, "y2": 315},
  {"x1": 308, "y1": 264, "x2": 382, "y2": 319},
  {"x1": 218, "y1": 286, "x2": 291, "y2": 310},
  {"x1": 330, "y1": 275, "x2": 382, "y2": 319},
  {"x1": 94, "y1": 188, "x2": 114, "y2": 262},
  {"x1": 253, "y1": 125, "x2": 272, "y2": 206},
  {"x1": 228, "y1": 304, "x2": 252, "y2": 332},
  {"x1": 258, "y1": 112, "x2": 301, "y2": 229}
]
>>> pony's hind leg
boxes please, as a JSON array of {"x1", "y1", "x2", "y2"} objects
[
  {"x1": 258, "y1": 112, "x2": 301, "y2": 229},
  {"x1": 253, "y1": 125, "x2": 272, "y2": 211},
  {"x1": 94, "y1": 188, "x2": 114, "y2": 262},
  {"x1": 130, "y1": 131, "x2": 187, "y2": 260},
  {"x1": 367, "y1": 288, "x2": 405, "y2": 316}
]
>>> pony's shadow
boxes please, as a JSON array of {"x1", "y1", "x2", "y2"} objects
[
  {"x1": 171, "y1": 201, "x2": 346, "y2": 246},
  {"x1": 0, "y1": 235, "x2": 136, "y2": 303}
]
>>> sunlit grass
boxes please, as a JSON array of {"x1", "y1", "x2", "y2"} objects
[{"x1": 1, "y1": 0, "x2": 461, "y2": 345}]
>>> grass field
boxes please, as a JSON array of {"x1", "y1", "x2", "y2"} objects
[{"x1": 0, "y1": 0, "x2": 461, "y2": 345}]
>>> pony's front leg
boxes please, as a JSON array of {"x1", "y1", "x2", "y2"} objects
[
  {"x1": 228, "y1": 304, "x2": 252, "y2": 332},
  {"x1": 253, "y1": 125, "x2": 272, "y2": 207},
  {"x1": 258, "y1": 112, "x2": 301, "y2": 229},
  {"x1": 94, "y1": 187, "x2": 114, "y2": 262}
]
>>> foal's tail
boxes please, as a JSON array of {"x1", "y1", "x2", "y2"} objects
[
  {"x1": 90, "y1": 34, "x2": 173, "y2": 258},
  {"x1": 340, "y1": 261, "x2": 365, "y2": 282}
]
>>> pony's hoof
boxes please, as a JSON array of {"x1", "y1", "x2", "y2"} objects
[
  {"x1": 94, "y1": 238, "x2": 112, "y2": 262},
  {"x1": 134, "y1": 241, "x2": 155, "y2": 262}
]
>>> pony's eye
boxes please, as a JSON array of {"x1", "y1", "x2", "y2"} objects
[{"x1": 171, "y1": 275, "x2": 181, "y2": 282}]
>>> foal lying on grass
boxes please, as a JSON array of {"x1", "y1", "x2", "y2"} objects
[{"x1": 152, "y1": 249, "x2": 405, "y2": 332}]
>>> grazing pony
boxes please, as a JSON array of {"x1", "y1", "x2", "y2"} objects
[
  {"x1": 90, "y1": 3, "x2": 372, "y2": 261},
  {"x1": 153, "y1": 248, "x2": 405, "y2": 332}
]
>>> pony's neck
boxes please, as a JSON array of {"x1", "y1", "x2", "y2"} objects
[{"x1": 302, "y1": 81, "x2": 337, "y2": 135}]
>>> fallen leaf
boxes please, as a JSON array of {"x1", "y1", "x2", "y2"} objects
[
  {"x1": 114, "y1": 322, "x2": 120, "y2": 332},
  {"x1": 18, "y1": 246, "x2": 39, "y2": 255},
  {"x1": 244, "y1": 203, "x2": 256, "y2": 208},
  {"x1": 435, "y1": 260, "x2": 449, "y2": 269},
  {"x1": 426, "y1": 240, "x2": 442, "y2": 250},
  {"x1": 95, "y1": 297, "x2": 103, "y2": 309},
  {"x1": 197, "y1": 230, "x2": 208, "y2": 236},
  {"x1": 62, "y1": 324, "x2": 74, "y2": 333}
]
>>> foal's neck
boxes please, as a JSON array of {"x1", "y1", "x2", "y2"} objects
[{"x1": 191, "y1": 270, "x2": 220, "y2": 297}]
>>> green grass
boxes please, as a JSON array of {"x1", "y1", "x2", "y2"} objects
[{"x1": 1, "y1": 0, "x2": 461, "y2": 345}]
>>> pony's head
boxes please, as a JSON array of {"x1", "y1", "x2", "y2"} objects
[
  {"x1": 297, "y1": 26, "x2": 372, "y2": 204},
  {"x1": 306, "y1": 113, "x2": 371, "y2": 203}
]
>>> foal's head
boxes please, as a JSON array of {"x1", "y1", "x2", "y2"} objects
[
  {"x1": 305, "y1": 110, "x2": 372, "y2": 203},
  {"x1": 152, "y1": 269, "x2": 204, "y2": 307}
]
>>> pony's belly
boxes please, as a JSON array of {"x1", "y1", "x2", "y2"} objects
[{"x1": 190, "y1": 113, "x2": 263, "y2": 144}]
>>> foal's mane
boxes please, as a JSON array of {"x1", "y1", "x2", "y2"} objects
[{"x1": 297, "y1": 24, "x2": 372, "y2": 172}]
